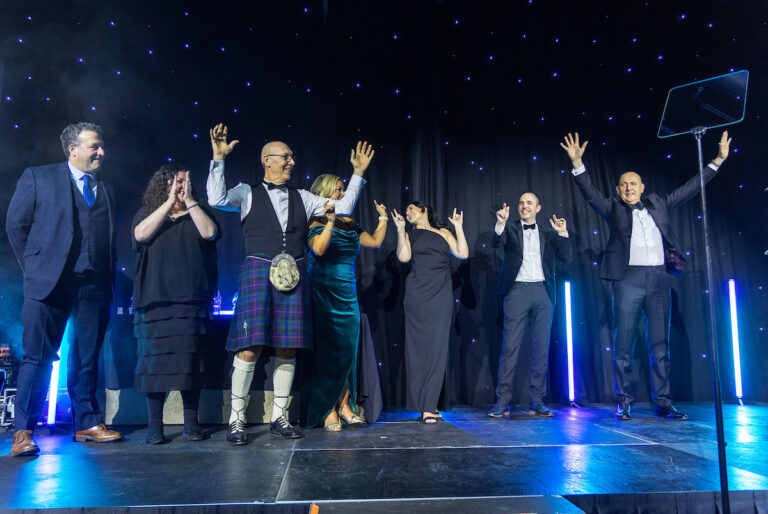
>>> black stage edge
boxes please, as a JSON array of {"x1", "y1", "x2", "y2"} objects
[{"x1": 2, "y1": 403, "x2": 768, "y2": 514}]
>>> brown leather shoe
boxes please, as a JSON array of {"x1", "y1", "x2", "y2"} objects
[
  {"x1": 12, "y1": 430, "x2": 39, "y2": 457},
  {"x1": 73, "y1": 423, "x2": 123, "y2": 443}
]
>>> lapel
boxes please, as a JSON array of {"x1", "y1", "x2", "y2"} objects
[
  {"x1": 643, "y1": 197, "x2": 662, "y2": 229},
  {"x1": 58, "y1": 162, "x2": 76, "y2": 224},
  {"x1": 513, "y1": 220, "x2": 523, "y2": 250}
]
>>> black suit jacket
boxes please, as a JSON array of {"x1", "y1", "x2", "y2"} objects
[
  {"x1": 6, "y1": 162, "x2": 116, "y2": 300},
  {"x1": 492, "y1": 220, "x2": 574, "y2": 303},
  {"x1": 572, "y1": 164, "x2": 720, "y2": 281}
]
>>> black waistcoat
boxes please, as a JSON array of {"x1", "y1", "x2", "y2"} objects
[
  {"x1": 242, "y1": 184, "x2": 307, "y2": 258},
  {"x1": 70, "y1": 179, "x2": 110, "y2": 274}
]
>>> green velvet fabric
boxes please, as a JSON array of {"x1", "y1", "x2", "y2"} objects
[{"x1": 302, "y1": 223, "x2": 361, "y2": 427}]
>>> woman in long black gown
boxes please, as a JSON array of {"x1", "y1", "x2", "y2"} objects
[
  {"x1": 132, "y1": 164, "x2": 219, "y2": 444},
  {"x1": 391, "y1": 202, "x2": 468, "y2": 424}
]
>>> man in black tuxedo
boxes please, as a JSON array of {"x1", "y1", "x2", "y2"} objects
[
  {"x1": 488, "y1": 192, "x2": 573, "y2": 418},
  {"x1": 6, "y1": 123, "x2": 123, "y2": 456},
  {"x1": 560, "y1": 131, "x2": 731, "y2": 420}
]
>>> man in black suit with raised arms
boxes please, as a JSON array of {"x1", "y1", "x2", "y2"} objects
[
  {"x1": 560, "y1": 131, "x2": 731, "y2": 420},
  {"x1": 488, "y1": 192, "x2": 573, "y2": 418}
]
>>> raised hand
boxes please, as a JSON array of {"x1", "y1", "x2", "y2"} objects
[
  {"x1": 391, "y1": 209, "x2": 406, "y2": 231},
  {"x1": 716, "y1": 130, "x2": 732, "y2": 161},
  {"x1": 323, "y1": 201, "x2": 336, "y2": 223},
  {"x1": 182, "y1": 171, "x2": 195, "y2": 207},
  {"x1": 549, "y1": 214, "x2": 567, "y2": 234},
  {"x1": 496, "y1": 203, "x2": 510, "y2": 225},
  {"x1": 210, "y1": 123, "x2": 240, "y2": 160},
  {"x1": 350, "y1": 141, "x2": 375, "y2": 176},
  {"x1": 447, "y1": 208, "x2": 464, "y2": 228},
  {"x1": 374, "y1": 200, "x2": 387, "y2": 217},
  {"x1": 560, "y1": 132, "x2": 588, "y2": 167}
]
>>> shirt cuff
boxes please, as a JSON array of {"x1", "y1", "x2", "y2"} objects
[
  {"x1": 571, "y1": 165, "x2": 586, "y2": 176},
  {"x1": 209, "y1": 160, "x2": 224, "y2": 172},
  {"x1": 494, "y1": 225, "x2": 504, "y2": 235},
  {"x1": 708, "y1": 162, "x2": 719, "y2": 170},
  {"x1": 558, "y1": 231, "x2": 569, "y2": 238}
]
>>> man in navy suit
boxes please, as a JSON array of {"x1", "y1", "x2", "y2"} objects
[
  {"x1": 7, "y1": 122, "x2": 123, "y2": 456},
  {"x1": 488, "y1": 192, "x2": 573, "y2": 418},
  {"x1": 560, "y1": 131, "x2": 731, "y2": 420}
]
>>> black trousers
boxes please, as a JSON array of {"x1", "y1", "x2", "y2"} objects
[
  {"x1": 495, "y1": 282, "x2": 553, "y2": 406},
  {"x1": 14, "y1": 273, "x2": 111, "y2": 432},
  {"x1": 612, "y1": 266, "x2": 672, "y2": 407}
]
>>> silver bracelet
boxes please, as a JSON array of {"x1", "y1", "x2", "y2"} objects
[
  {"x1": 187, "y1": 202, "x2": 199, "y2": 210},
  {"x1": 379, "y1": 216, "x2": 388, "y2": 221}
]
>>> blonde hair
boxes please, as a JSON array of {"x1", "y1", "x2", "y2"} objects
[{"x1": 310, "y1": 174, "x2": 342, "y2": 198}]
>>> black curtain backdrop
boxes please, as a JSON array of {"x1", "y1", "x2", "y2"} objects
[{"x1": 0, "y1": 0, "x2": 766, "y2": 408}]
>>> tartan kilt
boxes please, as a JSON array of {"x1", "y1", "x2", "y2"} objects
[{"x1": 225, "y1": 256, "x2": 311, "y2": 351}]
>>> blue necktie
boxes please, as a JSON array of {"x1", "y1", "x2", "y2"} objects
[{"x1": 81, "y1": 174, "x2": 95, "y2": 207}]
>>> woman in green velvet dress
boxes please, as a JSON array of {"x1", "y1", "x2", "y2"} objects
[{"x1": 303, "y1": 174, "x2": 388, "y2": 431}]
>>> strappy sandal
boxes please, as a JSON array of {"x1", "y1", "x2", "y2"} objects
[
  {"x1": 418, "y1": 414, "x2": 439, "y2": 424},
  {"x1": 323, "y1": 421, "x2": 342, "y2": 432},
  {"x1": 339, "y1": 410, "x2": 366, "y2": 426}
]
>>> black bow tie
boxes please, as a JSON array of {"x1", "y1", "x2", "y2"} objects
[
  {"x1": 263, "y1": 181, "x2": 287, "y2": 191},
  {"x1": 629, "y1": 200, "x2": 645, "y2": 210},
  {"x1": 523, "y1": 223, "x2": 536, "y2": 230}
]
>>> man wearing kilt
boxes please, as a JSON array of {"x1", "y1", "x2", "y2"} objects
[{"x1": 206, "y1": 124, "x2": 374, "y2": 443}]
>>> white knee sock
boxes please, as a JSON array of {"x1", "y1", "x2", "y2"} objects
[
  {"x1": 229, "y1": 356, "x2": 255, "y2": 425},
  {"x1": 271, "y1": 357, "x2": 296, "y2": 422}
]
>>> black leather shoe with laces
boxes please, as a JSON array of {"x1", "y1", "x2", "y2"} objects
[
  {"x1": 227, "y1": 420, "x2": 248, "y2": 445},
  {"x1": 269, "y1": 415, "x2": 303, "y2": 439}
]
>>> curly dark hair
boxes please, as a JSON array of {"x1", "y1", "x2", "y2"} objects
[
  {"x1": 408, "y1": 200, "x2": 444, "y2": 229},
  {"x1": 142, "y1": 163, "x2": 196, "y2": 213}
]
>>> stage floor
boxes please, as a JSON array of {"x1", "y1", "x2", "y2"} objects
[{"x1": 1, "y1": 402, "x2": 767, "y2": 512}]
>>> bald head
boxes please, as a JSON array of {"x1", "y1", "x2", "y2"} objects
[
  {"x1": 261, "y1": 141, "x2": 295, "y2": 184},
  {"x1": 616, "y1": 171, "x2": 645, "y2": 205}
]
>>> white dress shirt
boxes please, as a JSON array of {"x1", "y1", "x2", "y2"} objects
[
  {"x1": 494, "y1": 220, "x2": 568, "y2": 282},
  {"x1": 206, "y1": 160, "x2": 366, "y2": 230},
  {"x1": 68, "y1": 161, "x2": 98, "y2": 199}
]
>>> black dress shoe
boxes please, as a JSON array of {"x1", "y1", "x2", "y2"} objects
[
  {"x1": 145, "y1": 425, "x2": 166, "y2": 445},
  {"x1": 615, "y1": 403, "x2": 631, "y2": 420},
  {"x1": 655, "y1": 405, "x2": 688, "y2": 420},
  {"x1": 183, "y1": 425, "x2": 206, "y2": 441},
  {"x1": 529, "y1": 402, "x2": 554, "y2": 417},
  {"x1": 487, "y1": 402, "x2": 510, "y2": 418},
  {"x1": 227, "y1": 420, "x2": 248, "y2": 445},
  {"x1": 270, "y1": 415, "x2": 303, "y2": 439}
]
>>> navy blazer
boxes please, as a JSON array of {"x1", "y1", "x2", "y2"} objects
[
  {"x1": 492, "y1": 220, "x2": 574, "y2": 303},
  {"x1": 572, "y1": 165, "x2": 720, "y2": 281},
  {"x1": 6, "y1": 162, "x2": 116, "y2": 300}
]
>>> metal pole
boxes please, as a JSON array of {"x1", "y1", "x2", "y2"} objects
[{"x1": 692, "y1": 126, "x2": 730, "y2": 513}]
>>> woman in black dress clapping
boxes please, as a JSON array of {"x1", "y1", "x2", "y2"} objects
[
  {"x1": 391, "y1": 202, "x2": 468, "y2": 424},
  {"x1": 132, "y1": 164, "x2": 219, "y2": 444}
]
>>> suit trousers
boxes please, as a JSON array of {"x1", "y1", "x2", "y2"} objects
[
  {"x1": 15, "y1": 272, "x2": 111, "y2": 431},
  {"x1": 495, "y1": 282, "x2": 553, "y2": 406},
  {"x1": 612, "y1": 266, "x2": 672, "y2": 407}
]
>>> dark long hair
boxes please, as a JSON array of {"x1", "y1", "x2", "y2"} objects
[
  {"x1": 142, "y1": 163, "x2": 195, "y2": 213},
  {"x1": 409, "y1": 200, "x2": 444, "y2": 229}
]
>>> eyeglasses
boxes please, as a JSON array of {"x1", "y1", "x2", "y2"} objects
[{"x1": 266, "y1": 153, "x2": 295, "y2": 161}]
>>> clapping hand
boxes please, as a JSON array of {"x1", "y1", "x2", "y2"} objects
[
  {"x1": 374, "y1": 200, "x2": 387, "y2": 217},
  {"x1": 560, "y1": 133, "x2": 588, "y2": 167},
  {"x1": 167, "y1": 175, "x2": 182, "y2": 206},
  {"x1": 182, "y1": 171, "x2": 195, "y2": 207},
  {"x1": 549, "y1": 214, "x2": 567, "y2": 235},
  {"x1": 496, "y1": 203, "x2": 510, "y2": 226},
  {"x1": 210, "y1": 123, "x2": 240, "y2": 160},
  {"x1": 447, "y1": 208, "x2": 464, "y2": 228},
  {"x1": 350, "y1": 141, "x2": 375, "y2": 175},
  {"x1": 323, "y1": 201, "x2": 336, "y2": 223},
  {"x1": 391, "y1": 209, "x2": 406, "y2": 231}
]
